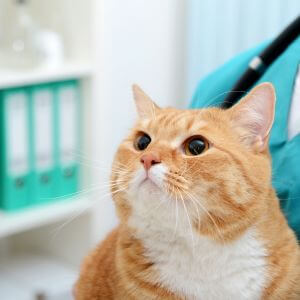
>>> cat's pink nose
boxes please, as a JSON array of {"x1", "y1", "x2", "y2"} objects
[{"x1": 140, "y1": 153, "x2": 161, "y2": 170}]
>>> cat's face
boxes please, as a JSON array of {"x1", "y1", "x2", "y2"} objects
[{"x1": 111, "y1": 83, "x2": 276, "y2": 241}]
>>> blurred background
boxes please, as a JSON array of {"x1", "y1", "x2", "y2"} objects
[{"x1": 0, "y1": 0, "x2": 299, "y2": 299}]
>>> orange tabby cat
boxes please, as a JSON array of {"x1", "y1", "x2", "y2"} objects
[{"x1": 75, "y1": 83, "x2": 300, "y2": 299}]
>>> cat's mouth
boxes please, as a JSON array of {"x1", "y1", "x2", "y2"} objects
[
  {"x1": 135, "y1": 165, "x2": 166, "y2": 192},
  {"x1": 139, "y1": 173, "x2": 161, "y2": 189},
  {"x1": 140, "y1": 176, "x2": 157, "y2": 187}
]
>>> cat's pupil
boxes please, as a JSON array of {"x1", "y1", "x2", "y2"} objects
[
  {"x1": 188, "y1": 139, "x2": 205, "y2": 155},
  {"x1": 137, "y1": 134, "x2": 151, "y2": 150}
]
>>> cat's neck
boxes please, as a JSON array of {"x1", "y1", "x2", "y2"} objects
[{"x1": 125, "y1": 196, "x2": 268, "y2": 300}]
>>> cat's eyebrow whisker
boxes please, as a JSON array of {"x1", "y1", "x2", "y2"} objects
[{"x1": 204, "y1": 90, "x2": 247, "y2": 108}]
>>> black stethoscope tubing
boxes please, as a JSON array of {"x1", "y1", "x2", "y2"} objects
[{"x1": 222, "y1": 15, "x2": 300, "y2": 109}]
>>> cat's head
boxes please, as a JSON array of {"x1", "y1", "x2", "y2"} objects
[{"x1": 111, "y1": 83, "x2": 276, "y2": 241}]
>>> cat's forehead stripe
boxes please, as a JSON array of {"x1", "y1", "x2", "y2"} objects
[
  {"x1": 152, "y1": 110, "x2": 201, "y2": 128},
  {"x1": 162, "y1": 111, "x2": 206, "y2": 131},
  {"x1": 160, "y1": 112, "x2": 179, "y2": 127},
  {"x1": 187, "y1": 120, "x2": 208, "y2": 133},
  {"x1": 143, "y1": 111, "x2": 206, "y2": 130}
]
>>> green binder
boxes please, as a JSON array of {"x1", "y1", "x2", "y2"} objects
[
  {"x1": 0, "y1": 88, "x2": 31, "y2": 211},
  {"x1": 54, "y1": 80, "x2": 80, "y2": 198},
  {"x1": 30, "y1": 84, "x2": 57, "y2": 205}
]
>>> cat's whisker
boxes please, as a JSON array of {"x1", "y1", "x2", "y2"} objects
[
  {"x1": 41, "y1": 183, "x2": 112, "y2": 201},
  {"x1": 69, "y1": 161, "x2": 131, "y2": 186},
  {"x1": 185, "y1": 190, "x2": 225, "y2": 245},
  {"x1": 182, "y1": 190, "x2": 201, "y2": 230},
  {"x1": 172, "y1": 184, "x2": 179, "y2": 240},
  {"x1": 46, "y1": 176, "x2": 130, "y2": 202},
  {"x1": 178, "y1": 160, "x2": 189, "y2": 177},
  {"x1": 163, "y1": 182, "x2": 180, "y2": 242},
  {"x1": 76, "y1": 159, "x2": 128, "y2": 173},
  {"x1": 51, "y1": 185, "x2": 128, "y2": 239},
  {"x1": 111, "y1": 155, "x2": 145, "y2": 181},
  {"x1": 50, "y1": 201, "x2": 95, "y2": 240},
  {"x1": 178, "y1": 188, "x2": 195, "y2": 255},
  {"x1": 203, "y1": 90, "x2": 247, "y2": 108},
  {"x1": 67, "y1": 153, "x2": 128, "y2": 174},
  {"x1": 90, "y1": 178, "x2": 129, "y2": 190},
  {"x1": 189, "y1": 169, "x2": 294, "y2": 194},
  {"x1": 179, "y1": 159, "x2": 198, "y2": 178},
  {"x1": 69, "y1": 152, "x2": 145, "y2": 184},
  {"x1": 66, "y1": 150, "x2": 116, "y2": 167}
]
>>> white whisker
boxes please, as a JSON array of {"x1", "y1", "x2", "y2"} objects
[
  {"x1": 178, "y1": 188, "x2": 195, "y2": 255},
  {"x1": 185, "y1": 190, "x2": 224, "y2": 245}
]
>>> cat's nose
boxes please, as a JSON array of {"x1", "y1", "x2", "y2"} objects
[{"x1": 140, "y1": 153, "x2": 161, "y2": 170}]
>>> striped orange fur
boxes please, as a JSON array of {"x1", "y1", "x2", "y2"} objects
[{"x1": 75, "y1": 83, "x2": 300, "y2": 299}]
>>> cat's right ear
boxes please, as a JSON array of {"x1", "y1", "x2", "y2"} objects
[
  {"x1": 132, "y1": 84, "x2": 160, "y2": 118},
  {"x1": 229, "y1": 82, "x2": 276, "y2": 152}
]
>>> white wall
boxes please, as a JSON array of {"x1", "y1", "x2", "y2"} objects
[
  {"x1": 186, "y1": 0, "x2": 300, "y2": 100},
  {"x1": 89, "y1": 0, "x2": 186, "y2": 244}
]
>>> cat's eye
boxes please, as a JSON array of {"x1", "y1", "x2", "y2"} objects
[
  {"x1": 135, "y1": 133, "x2": 151, "y2": 151},
  {"x1": 184, "y1": 136, "x2": 208, "y2": 156}
]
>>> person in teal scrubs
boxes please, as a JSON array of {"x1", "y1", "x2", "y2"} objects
[{"x1": 190, "y1": 37, "x2": 300, "y2": 239}]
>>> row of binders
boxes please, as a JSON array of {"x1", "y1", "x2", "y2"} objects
[{"x1": 0, "y1": 80, "x2": 80, "y2": 212}]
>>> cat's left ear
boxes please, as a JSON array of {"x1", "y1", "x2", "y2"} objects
[
  {"x1": 132, "y1": 84, "x2": 160, "y2": 118},
  {"x1": 230, "y1": 82, "x2": 276, "y2": 152}
]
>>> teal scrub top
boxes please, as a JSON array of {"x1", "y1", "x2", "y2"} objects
[{"x1": 190, "y1": 37, "x2": 300, "y2": 239}]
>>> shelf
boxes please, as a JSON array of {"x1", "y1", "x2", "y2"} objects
[
  {"x1": 0, "y1": 62, "x2": 93, "y2": 89},
  {"x1": 0, "y1": 197, "x2": 92, "y2": 239},
  {"x1": 0, "y1": 251, "x2": 76, "y2": 299}
]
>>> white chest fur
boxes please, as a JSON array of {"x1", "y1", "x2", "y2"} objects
[{"x1": 129, "y1": 188, "x2": 268, "y2": 300}]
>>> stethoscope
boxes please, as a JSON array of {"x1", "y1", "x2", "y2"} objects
[{"x1": 222, "y1": 15, "x2": 300, "y2": 109}]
